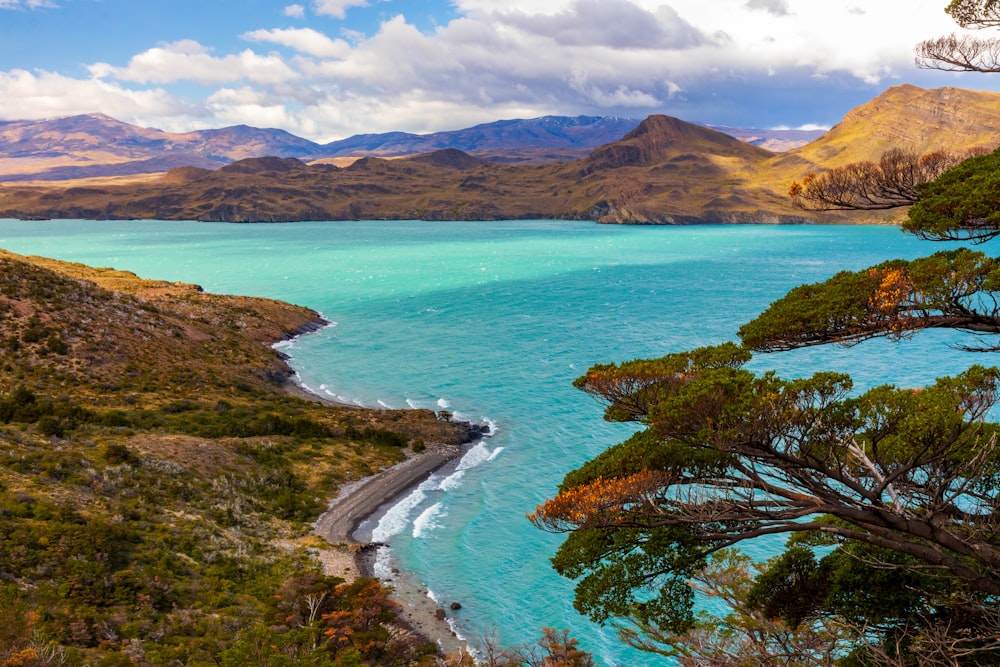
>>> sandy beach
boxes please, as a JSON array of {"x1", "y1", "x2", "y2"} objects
[
  {"x1": 290, "y1": 375, "x2": 472, "y2": 655},
  {"x1": 312, "y1": 446, "x2": 470, "y2": 655}
]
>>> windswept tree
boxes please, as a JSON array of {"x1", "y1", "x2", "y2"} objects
[
  {"x1": 534, "y1": 143, "x2": 1000, "y2": 666},
  {"x1": 916, "y1": 1, "x2": 1000, "y2": 71},
  {"x1": 788, "y1": 148, "x2": 980, "y2": 211}
]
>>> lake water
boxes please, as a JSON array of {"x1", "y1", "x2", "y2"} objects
[{"x1": 0, "y1": 219, "x2": 977, "y2": 665}]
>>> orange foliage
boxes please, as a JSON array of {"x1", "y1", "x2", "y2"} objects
[
  {"x1": 1, "y1": 649, "x2": 38, "y2": 667},
  {"x1": 529, "y1": 470, "x2": 668, "y2": 531},
  {"x1": 867, "y1": 267, "x2": 913, "y2": 332},
  {"x1": 788, "y1": 173, "x2": 816, "y2": 199}
]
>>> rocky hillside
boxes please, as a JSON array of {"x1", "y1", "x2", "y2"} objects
[
  {"x1": 786, "y1": 84, "x2": 1000, "y2": 168},
  {"x1": 0, "y1": 249, "x2": 470, "y2": 665}
]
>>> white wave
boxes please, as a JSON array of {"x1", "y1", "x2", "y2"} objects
[
  {"x1": 270, "y1": 319, "x2": 337, "y2": 352},
  {"x1": 377, "y1": 399, "x2": 395, "y2": 409},
  {"x1": 372, "y1": 545, "x2": 394, "y2": 579},
  {"x1": 320, "y1": 387, "x2": 357, "y2": 404},
  {"x1": 456, "y1": 441, "x2": 497, "y2": 472},
  {"x1": 371, "y1": 487, "x2": 427, "y2": 542},
  {"x1": 437, "y1": 398, "x2": 451, "y2": 408},
  {"x1": 405, "y1": 398, "x2": 419, "y2": 409},
  {"x1": 412, "y1": 502, "x2": 446, "y2": 538},
  {"x1": 438, "y1": 470, "x2": 466, "y2": 491},
  {"x1": 447, "y1": 618, "x2": 469, "y2": 642},
  {"x1": 435, "y1": 441, "x2": 503, "y2": 492},
  {"x1": 482, "y1": 417, "x2": 499, "y2": 436}
]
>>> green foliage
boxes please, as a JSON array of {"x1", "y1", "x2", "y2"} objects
[
  {"x1": 551, "y1": 526, "x2": 703, "y2": 633},
  {"x1": 0, "y1": 387, "x2": 94, "y2": 436},
  {"x1": 573, "y1": 342, "x2": 751, "y2": 422},
  {"x1": 745, "y1": 546, "x2": 828, "y2": 628},
  {"x1": 344, "y1": 425, "x2": 409, "y2": 447},
  {"x1": 737, "y1": 266, "x2": 889, "y2": 350},
  {"x1": 739, "y1": 249, "x2": 1000, "y2": 351},
  {"x1": 906, "y1": 147, "x2": 1000, "y2": 242},
  {"x1": 101, "y1": 443, "x2": 137, "y2": 465},
  {"x1": 541, "y1": 343, "x2": 1000, "y2": 662}
]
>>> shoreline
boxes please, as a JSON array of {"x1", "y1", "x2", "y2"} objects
[
  {"x1": 283, "y1": 371, "x2": 472, "y2": 655},
  {"x1": 312, "y1": 445, "x2": 469, "y2": 654}
]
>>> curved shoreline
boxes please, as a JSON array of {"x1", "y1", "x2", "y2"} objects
[
  {"x1": 282, "y1": 370, "x2": 472, "y2": 654},
  {"x1": 312, "y1": 443, "x2": 469, "y2": 654},
  {"x1": 313, "y1": 445, "x2": 461, "y2": 545}
]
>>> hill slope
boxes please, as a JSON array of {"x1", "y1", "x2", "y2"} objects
[
  {"x1": 788, "y1": 84, "x2": 1000, "y2": 168},
  {"x1": 0, "y1": 249, "x2": 470, "y2": 664}
]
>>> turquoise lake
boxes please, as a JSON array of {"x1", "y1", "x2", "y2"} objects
[{"x1": 0, "y1": 219, "x2": 978, "y2": 665}]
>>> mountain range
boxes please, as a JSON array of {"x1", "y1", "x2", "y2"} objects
[
  {"x1": 0, "y1": 84, "x2": 994, "y2": 224},
  {"x1": 0, "y1": 113, "x2": 822, "y2": 183}
]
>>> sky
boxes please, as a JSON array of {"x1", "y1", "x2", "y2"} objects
[{"x1": 0, "y1": 0, "x2": 997, "y2": 142}]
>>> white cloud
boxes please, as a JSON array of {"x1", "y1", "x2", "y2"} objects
[
  {"x1": 494, "y1": 0, "x2": 705, "y2": 49},
  {"x1": 0, "y1": 69, "x2": 190, "y2": 122},
  {"x1": 206, "y1": 88, "x2": 298, "y2": 129},
  {"x1": 665, "y1": 0, "x2": 960, "y2": 82},
  {"x1": 312, "y1": 0, "x2": 368, "y2": 19},
  {"x1": 744, "y1": 0, "x2": 789, "y2": 16},
  {"x1": 3, "y1": 0, "x2": 994, "y2": 139},
  {"x1": 243, "y1": 27, "x2": 350, "y2": 58},
  {"x1": 94, "y1": 40, "x2": 299, "y2": 86},
  {"x1": 283, "y1": 4, "x2": 305, "y2": 19},
  {"x1": 0, "y1": 0, "x2": 57, "y2": 8}
]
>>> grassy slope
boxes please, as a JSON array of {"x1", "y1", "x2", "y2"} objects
[{"x1": 0, "y1": 250, "x2": 468, "y2": 666}]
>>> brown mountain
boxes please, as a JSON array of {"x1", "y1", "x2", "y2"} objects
[
  {"x1": 0, "y1": 85, "x2": 997, "y2": 224},
  {"x1": 788, "y1": 84, "x2": 1000, "y2": 168}
]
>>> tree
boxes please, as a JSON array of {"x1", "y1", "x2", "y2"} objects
[
  {"x1": 904, "y1": 148, "x2": 1000, "y2": 243},
  {"x1": 615, "y1": 549, "x2": 855, "y2": 667},
  {"x1": 788, "y1": 149, "x2": 980, "y2": 212},
  {"x1": 533, "y1": 155, "x2": 1000, "y2": 663},
  {"x1": 916, "y1": 1, "x2": 1000, "y2": 71}
]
